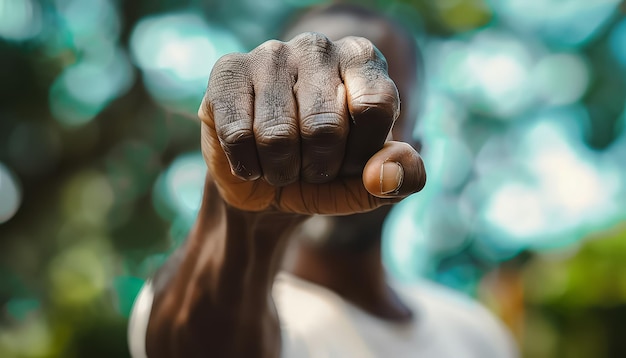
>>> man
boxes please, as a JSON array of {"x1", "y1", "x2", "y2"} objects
[{"x1": 129, "y1": 4, "x2": 518, "y2": 357}]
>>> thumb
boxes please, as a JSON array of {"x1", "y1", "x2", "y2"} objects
[{"x1": 362, "y1": 141, "x2": 426, "y2": 198}]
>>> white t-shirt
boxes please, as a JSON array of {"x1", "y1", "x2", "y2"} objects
[{"x1": 128, "y1": 273, "x2": 518, "y2": 358}]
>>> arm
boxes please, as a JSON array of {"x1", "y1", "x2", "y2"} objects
[
  {"x1": 141, "y1": 32, "x2": 426, "y2": 358},
  {"x1": 145, "y1": 178, "x2": 304, "y2": 358}
]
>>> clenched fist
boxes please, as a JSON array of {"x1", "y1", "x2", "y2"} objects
[{"x1": 199, "y1": 32, "x2": 425, "y2": 215}]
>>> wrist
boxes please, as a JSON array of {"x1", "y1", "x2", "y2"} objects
[
  {"x1": 187, "y1": 176, "x2": 307, "y2": 304},
  {"x1": 146, "y1": 176, "x2": 306, "y2": 357}
]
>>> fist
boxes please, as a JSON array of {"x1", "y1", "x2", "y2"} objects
[{"x1": 199, "y1": 32, "x2": 425, "y2": 215}]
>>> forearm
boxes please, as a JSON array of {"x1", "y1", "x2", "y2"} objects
[{"x1": 145, "y1": 175, "x2": 306, "y2": 358}]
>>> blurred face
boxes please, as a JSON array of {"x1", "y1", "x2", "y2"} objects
[{"x1": 284, "y1": 8, "x2": 421, "y2": 251}]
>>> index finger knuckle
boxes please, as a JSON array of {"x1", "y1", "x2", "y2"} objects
[
  {"x1": 210, "y1": 53, "x2": 249, "y2": 83},
  {"x1": 207, "y1": 53, "x2": 251, "y2": 99},
  {"x1": 338, "y1": 36, "x2": 387, "y2": 70}
]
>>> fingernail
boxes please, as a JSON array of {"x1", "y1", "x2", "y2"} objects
[{"x1": 380, "y1": 161, "x2": 403, "y2": 195}]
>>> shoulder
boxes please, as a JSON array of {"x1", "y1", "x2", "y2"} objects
[{"x1": 398, "y1": 280, "x2": 519, "y2": 358}]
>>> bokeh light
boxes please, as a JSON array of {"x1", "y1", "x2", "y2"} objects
[
  {"x1": 113, "y1": 276, "x2": 145, "y2": 318},
  {"x1": 388, "y1": 9, "x2": 624, "y2": 303},
  {"x1": 130, "y1": 13, "x2": 245, "y2": 113},
  {"x1": 531, "y1": 52, "x2": 591, "y2": 106},
  {"x1": 427, "y1": 29, "x2": 536, "y2": 118},
  {"x1": 492, "y1": 0, "x2": 621, "y2": 48},
  {"x1": 0, "y1": 162, "x2": 21, "y2": 224},
  {"x1": 47, "y1": 239, "x2": 113, "y2": 308},
  {"x1": 414, "y1": 89, "x2": 468, "y2": 141},
  {"x1": 49, "y1": 45, "x2": 134, "y2": 127},
  {"x1": 421, "y1": 135, "x2": 474, "y2": 192},
  {"x1": 5, "y1": 298, "x2": 40, "y2": 322},
  {"x1": 45, "y1": 0, "x2": 133, "y2": 127},
  {"x1": 383, "y1": 197, "x2": 432, "y2": 282},
  {"x1": 2, "y1": 1, "x2": 626, "y2": 357},
  {"x1": 0, "y1": 314, "x2": 52, "y2": 357},
  {"x1": 61, "y1": 170, "x2": 115, "y2": 227},
  {"x1": 604, "y1": 107, "x2": 626, "y2": 220},
  {"x1": 474, "y1": 106, "x2": 624, "y2": 251},
  {"x1": 432, "y1": 0, "x2": 492, "y2": 32},
  {"x1": 610, "y1": 17, "x2": 626, "y2": 67},
  {"x1": 153, "y1": 151, "x2": 205, "y2": 226},
  {"x1": 53, "y1": 0, "x2": 121, "y2": 45},
  {"x1": 0, "y1": 0, "x2": 42, "y2": 41}
]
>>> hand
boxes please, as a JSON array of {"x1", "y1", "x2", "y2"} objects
[{"x1": 199, "y1": 32, "x2": 426, "y2": 215}]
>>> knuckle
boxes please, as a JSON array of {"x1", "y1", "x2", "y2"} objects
[
  {"x1": 217, "y1": 123, "x2": 254, "y2": 146},
  {"x1": 344, "y1": 36, "x2": 375, "y2": 51},
  {"x1": 251, "y1": 40, "x2": 295, "y2": 79},
  {"x1": 290, "y1": 32, "x2": 335, "y2": 65},
  {"x1": 207, "y1": 53, "x2": 251, "y2": 101},
  {"x1": 256, "y1": 122, "x2": 299, "y2": 148},
  {"x1": 351, "y1": 81, "x2": 400, "y2": 117},
  {"x1": 253, "y1": 39, "x2": 287, "y2": 58},
  {"x1": 339, "y1": 36, "x2": 387, "y2": 70},
  {"x1": 291, "y1": 32, "x2": 333, "y2": 52},
  {"x1": 341, "y1": 36, "x2": 375, "y2": 58},
  {"x1": 301, "y1": 113, "x2": 348, "y2": 141},
  {"x1": 352, "y1": 95, "x2": 398, "y2": 119},
  {"x1": 211, "y1": 53, "x2": 248, "y2": 78}
]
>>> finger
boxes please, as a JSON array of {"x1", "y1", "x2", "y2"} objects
[
  {"x1": 251, "y1": 40, "x2": 301, "y2": 187},
  {"x1": 277, "y1": 141, "x2": 424, "y2": 215},
  {"x1": 203, "y1": 53, "x2": 260, "y2": 180},
  {"x1": 337, "y1": 36, "x2": 400, "y2": 176},
  {"x1": 290, "y1": 33, "x2": 349, "y2": 183},
  {"x1": 362, "y1": 141, "x2": 426, "y2": 198}
]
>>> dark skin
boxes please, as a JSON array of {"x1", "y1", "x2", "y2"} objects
[
  {"x1": 144, "y1": 14, "x2": 426, "y2": 358},
  {"x1": 282, "y1": 7, "x2": 421, "y2": 322}
]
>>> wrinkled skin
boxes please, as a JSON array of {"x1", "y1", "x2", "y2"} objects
[
  {"x1": 199, "y1": 33, "x2": 425, "y2": 215},
  {"x1": 144, "y1": 33, "x2": 426, "y2": 358}
]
